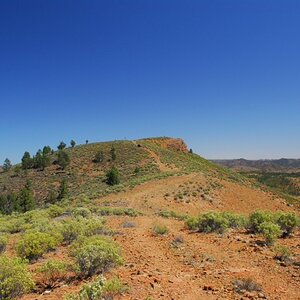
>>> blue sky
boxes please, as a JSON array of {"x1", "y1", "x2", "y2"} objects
[{"x1": 1, "y1": 0, "x2": 300, "y2": 163}]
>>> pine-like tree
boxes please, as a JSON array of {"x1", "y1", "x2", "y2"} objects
[{"x1": 3, "y1": 158, "x2": 12, "y2": 172}]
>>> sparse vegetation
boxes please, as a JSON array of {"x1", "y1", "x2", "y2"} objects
[
  {"x1": 106, "y1": 167, "x2": 120, "y2": 186},
  {"x1": 233, "y1": 278, "x2": 262, "y2": 294}
]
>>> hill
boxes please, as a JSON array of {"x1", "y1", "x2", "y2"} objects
[
  {"x1": 212, "y1": 158, "x2": 300, "y2": 172},
  {"x1": 0, "y1": 137, "x2": 299, "y2": 300}
]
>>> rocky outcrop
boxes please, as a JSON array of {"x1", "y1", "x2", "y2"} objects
[{"x1": 144, "y1": 137, "x2": 189, "y2": 153}]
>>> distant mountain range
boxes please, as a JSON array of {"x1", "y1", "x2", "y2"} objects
[{"x1": 212, "y1": 158, "x2": 300, "y2": 172}]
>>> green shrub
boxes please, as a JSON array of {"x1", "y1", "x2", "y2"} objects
[
  {"x1": 185, "y1": 217, "x2": 198, "y2": 230},
  {"x1": 0, "y1": 234, "x2": 8, "y2": 253},
  {"x1": 152, "y1": 224, "x2": 169, "y2": 235},
  {"x1": 274, "y1": 244, "x2": 292, "y2": 263},
  {"x1": 70, "y1": 236, "x2": 123, "y2": 278},
  {"x1": 221, "y1": 212, "x2": 246, "y2": 228},
  {"x1": 274, "y1": 212, "x2": 299, "y2": 236},
  {"x1": 248, "y1": 211, "x2": 273, "y2": 233},
  {"x1": 64, "y1": 276, "x2": 126, "y2": 300},
  {"x1": 103, "y1": 277, "x2": 127, "y2": 297},
  {"x1": 106, "y1": 167, "x2": 120, "y2": 186},
  {"x1": 0, "y1": 256, "x2": 34, "y2": 299},
  {"x1": 259, "y1": 222, "x2": 282, "y2": 245},
  {"x1": 59, "y1": 219, "x2": 83, "y2": 244},
  {"x1": 73, "y1": 207, "x2": 91, "y2": 218},
  {"x1": 47, "y1": 205, "x2": 64, "y2": 218},
  {"x1": 196, "y1": 212, "x2": 229, "y2": 234},
  {"x1": 37, "y1": 260, "x2": 70, "y2": 288},
  {"x1": 16, "y1": 231, "x2": 60, "y2": 261}
]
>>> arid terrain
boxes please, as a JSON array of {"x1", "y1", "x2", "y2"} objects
[{"x1": 0, "y1": 138, "x2": 299, "y2": 300}]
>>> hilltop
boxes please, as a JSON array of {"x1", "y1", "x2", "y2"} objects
[{"x1": 0, "y1": 137, "x2": 299, "y2": 300}]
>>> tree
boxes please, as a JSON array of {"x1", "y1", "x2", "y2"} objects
[
  {"x1": 94, "y1": 150, "x2": 104, "y2": 163},
  {"x1": 33, "y1": 150, "x2": 43, "y2": 169},
  {"x1": 57, "y1": 150, "x2": 70, "y2": 170},
  {"x1": 189, "y1": 148, "x2": 193, "y2": 154},
  {"x1": 21, "y1": 152, "x2": 32, "y2": 170},
  {"x1": 85, "y1": 140, "x2": 89, "y2": 144},
  {"x1": 3, "y1": 159, "x2": 12, "y2": 172},
  {"x1": 57, "y1": 179, "x2": 68, "y2": 200},
  {"x1": 57, "y1": 141, "x2": 66, "y2": 150},
  {"x1": 42, "y1": 146, "x2": 52, "y2": 156},
  {"x1": 70, "y1": 140, "x2": 76, "y2": 148},
  {"x1": 110, "y1": 146, "x2": 116, "y2": 161},
  {"x1": 106, "y1": 167, "x2": 120, "y2": 186},
  {"x1": 18, "y1": 180, "x2": 35, "y2": 213}
]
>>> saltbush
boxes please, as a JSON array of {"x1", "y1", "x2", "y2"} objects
[
  {"x1": 152, "y1": 224, "x2": 169, "y2": 235},
  {"x1": 248, "y1": 211, "x2": 273, "y2": 233},
  {"x1": 274, "y1": 212, "x2": 299, "y2": 236},
  {"x1": 259, "y1": 221, "x2": 282, "y2": 245},
  {"x1": 70, "y1": 236, "x2": 123, "y2": 278},
  {"x1": 0, "y1": 256, "x2": 34, "y2": 299},
  {"x1": 72, "y1": 207, "x2": 92, "y2": 218},
  {"x1": 38, "y1": 259, "x2": 70, "y2": 288},
  {"x1": 16, "y1": 231, "x2": 60, "y2": 261},
  {"x1": 196, "y1": 212, "x2": 229, "y2": 234}
]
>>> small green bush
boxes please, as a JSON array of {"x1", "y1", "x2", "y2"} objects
[
  {"x1": 0, "y1": 234, "x2": 8, "y2": 253},
  {"x1": 248, "y1": 211, "x2": 273, "y2": 233},
  {"x1": 64, "y1": 276, "x2": 126, "y2": 300},
  {"x1": 152, "y1": 224, "x2": 169, "y2": 235},
  {"x1": 221, "y1": 212, "x2": 246, "y2": 228},
  {"x1": 37, "y1": 260, "x2": 70, "y2": 288},
  {"x1": 274, "y1": 212, "x2": 299, "y2": 236},
  {"x1": 185, "y1": 217, "x2": 199, "y2": 230},
  {"x1": 70, "y1": 236, "x2": 123, "y2": 278},
  {"x1": 59, "y1": 219, "x2": 83, "y2": 244},
  {"x1": 16, "y1": 231, "x2": 60, "y2": 261},
  {"x1": 106, "y1": 167, "x2": 120, "y2": 186},
  {"x1": 196, "y1": 212, "x2": 229, "y2": 234},
  {"x1": 274, "y1": 244, "x2": 292, "y2": 262},
  {"x1": 72, "y1": 207, "x2": 92, "y2": 218},
  {"x1": 259, "y1": 221, "x2": 282, "y2": 245},
  {"x1": 0, "y1": 256, "x2": 34, "y2": 299},
  {"x1": 47, "y1": 205, "x2": 64, "y2": 218}
]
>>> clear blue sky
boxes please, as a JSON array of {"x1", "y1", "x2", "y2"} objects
[{"x1": 1, "y1": 0, "x2": 300, "y2": 163}]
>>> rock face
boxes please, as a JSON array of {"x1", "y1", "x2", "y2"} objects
[{"x1": 146, "y1": 137, "x2": 189, "y2": 153}]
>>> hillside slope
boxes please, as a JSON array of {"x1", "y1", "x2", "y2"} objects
[{"x1": 0, "y1": 137, "x2": 299, "y2": 300}]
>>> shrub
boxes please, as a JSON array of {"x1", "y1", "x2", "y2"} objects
[
  {"x1": 274, "y1": 245, "x2": 292, "y2": 263},
  {"x1": 0, "y1": 256, "x2": 34, "y2": 299},
  {"x1": 248, "y1": 211, "x2": 273, "y2": 233},
  {"x1": 233, "y1": 278, "x2": 262, "y2": 294},
  {"x1": 275, "y1": 212, "x2": 299, "y2": 237},
  {"x1": 185, "y1": 217, "x2": 198, "y2": 230},
  {"x1": 221, "y1": 212, "x2": 246, "y2": 228},
  {"x1": 59, "y1": 219, "x2": 83, "y2": 245},
  {"x1": 106, "y1": 167, "x2": 120, "y2": 186},
  {"x1": 16, "y1": 231, "x2": 60, "y2": 261},
  {"x1": 196, "y1": 212, "x2": 229, "y2": 234},
  {"x1": 259, "y1": 222, "x2": 282, "y2": 245},
  {"x1": 47, "y1": 204, "x2": 64, "y2": 218},
  {"x1": 37, "y1": 260, "x2": 70, "y2": 288},
  {"x1": 103, "y1": 277, "x2": 127, "y2": 297},
  {"x1": 153, "y1": 224, "x2": 169, "y2": 235},
  {"x1": 72, "y1": 207, "x2": 92, "y2": 218},
  {"x1": 70, "y1": 236, "x2": 123, "y2": 278},
  {"x1": 64, "y1": 276, "x2": 106, "y2": 300},
  {"x1": 94, "y1": 150, "x2": 104, "y2": 163},
  {"x1": 64, "y1": 276, "x2": 126, "y2": 300},
  {"x1": 0, "y1": 234, "x2": 8, "y2": 253}
]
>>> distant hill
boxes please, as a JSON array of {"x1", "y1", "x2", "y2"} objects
[{"x1": 212, "y1": 158, "x2": 300, "y2": 172}]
